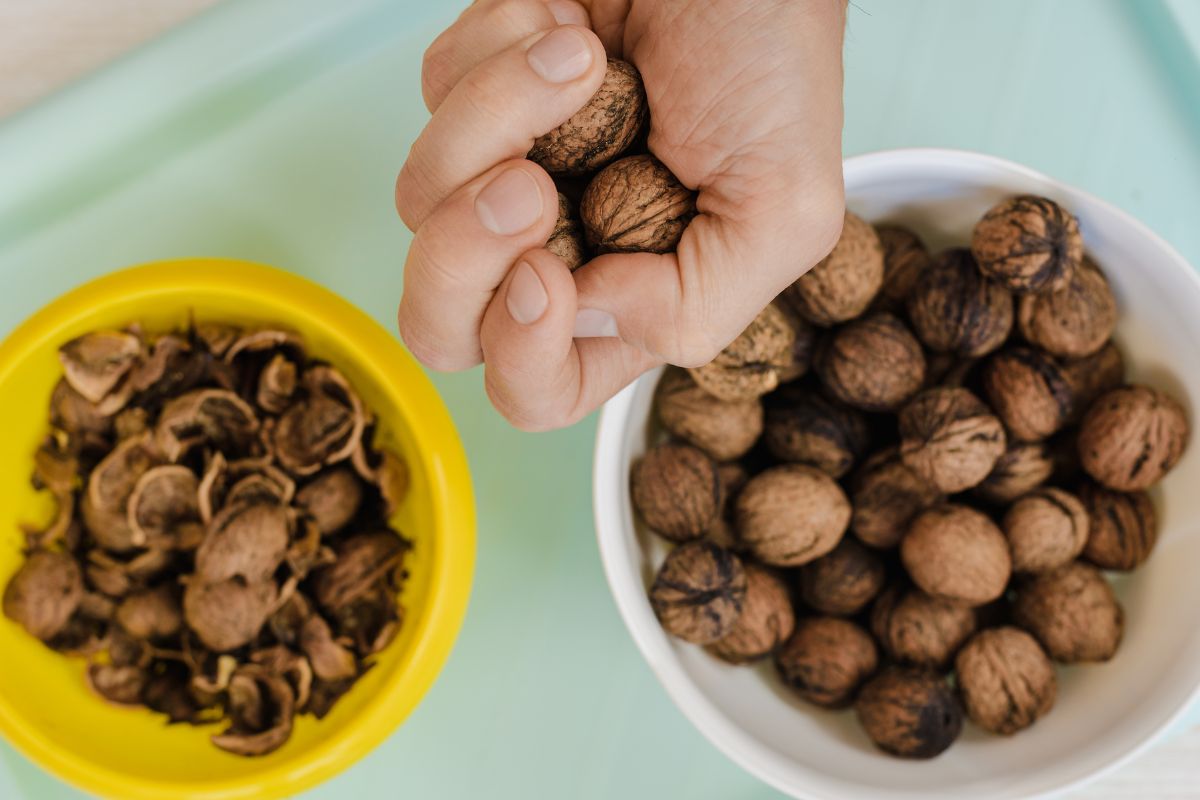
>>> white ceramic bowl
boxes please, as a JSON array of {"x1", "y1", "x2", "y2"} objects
[{"x1": 593, "y1": 149, "x2": 1200, "y2": 800}]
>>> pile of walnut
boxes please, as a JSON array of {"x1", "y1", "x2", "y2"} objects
[
  {"x1": 528, "y1": 59, "x2": 694, "y2": 265},
  {"x1": 1, "y1": 323, "x2": 409, "y2": 756},
  {"x1": 632, "y1": 196, "x2": 1191, "y2": 759}
]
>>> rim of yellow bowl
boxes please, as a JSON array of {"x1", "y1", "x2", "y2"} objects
[{"x1": 0, "y1": 259, "x2": 476, "y2": 800}]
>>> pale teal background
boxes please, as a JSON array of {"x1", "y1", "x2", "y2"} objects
[{"x1": 0, "y1": 1, "x2": 1198, "y2": 798}]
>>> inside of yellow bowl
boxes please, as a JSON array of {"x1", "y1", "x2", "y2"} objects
[{"x1": 0, "y1": 261, "x2": 471, "y2": 799}]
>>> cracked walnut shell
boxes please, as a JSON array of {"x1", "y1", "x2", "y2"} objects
[{"x1": 580, "y1": 155, "x2": 695, "y2": 254}]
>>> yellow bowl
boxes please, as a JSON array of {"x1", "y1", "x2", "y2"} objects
[{"x1": 0, "y1": 259, "x2": 475, "y2": 799}]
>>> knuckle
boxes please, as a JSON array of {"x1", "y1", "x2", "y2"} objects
[
  {"x1": 421, "y1": 41, "x2": 457, "y2": 110},
  {"x1": 398, "y1": 303, "x2": 481, "y2": 373},
  {"x1": 455, "y1": 68, "x2": 508, "y2": 130},
  {"x1": 650, "y1": 310, "x2": 724, "y2": 369},
  {"x1": 394, "y1": 154, "x2": 440, "y2": 231}
]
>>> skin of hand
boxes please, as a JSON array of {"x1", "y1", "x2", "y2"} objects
[{"x1": 395, "y1": 0, "x2": 846, "y2": 430}]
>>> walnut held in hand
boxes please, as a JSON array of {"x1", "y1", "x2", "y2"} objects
[
  {"x1": 906, "y1": 248, "x2": 1013, "y2": 357},
  {"x1": 901, "y1": 504, "x2": 1011, "y2": 605},
  {"x1": 870, "y1": 585, "x2": 976, "y2": 669},
  {"x1": 956, "y1": 627, "x2": 1056, "y2": 735},
  {"x1": 1079, "y1": 481, "x2": 1158, "y2": 570},
  {"x1": 799, "y1": 538, "x2": 886, "y2": 616},
  {"x1": 872, "y1": 224, "x2": 932, "y2": 313},
  {"x1": 850, "y1": 448, "x2": 942, "y2": 549},
  {"x1": 971, "y1": 195, "x2": 1083, "y2": 293},
  {"x1": 649, "y1": 542, "x2": 747, "y2": 645},
  {"x1": 815, "y1": 312, "x2": 926, "y2": 412},
  {"x1": 528, "y1": 58, "x2": 647, "y2": 176},
  {"x1": 1078, "y1": 384, "x2": 1189, "y2": 491},
  {"x1": 710, "y1": 563, "x2": 795, "y2": 663},
  {"x1": 855, "y1": 667, "x2": 962, "y2": 759},
  {"x1": 735, "y1": 465, "x2": 850, "y2": 567},
  {"x1": 1013, "y1": 562, "x2": 1123, "y2": 663},
  {"x1": 689, "y1": 304, "x2": 797, "y2": 402},
  {"x1": 899, "y1": 387, "x2": 1006, "y2": 493},
  {"x1": 630, "y1": 442, "x2": 719, "y2": 542},
  {"x1": 580, "y1": 155, "x2": 696, "y2": 254},
  {"x1": 775, "y1": 616, "x2": 878, "y2": 708},
  {"x1": 655, "y1": 368, "x2": 762, "y2": 461},
  {"x1": 763, "y1": 387, "x2": 870, "y2": 478},
  {"x1": 783, "y1": 211, "x2": 884, "y2": 326},
  {"x1": 1017, "y1": 256, "x2": 1116, "y2": 357},
  {"x1": 1004, "y1": 488, "x2": 1089, "y2": 574},
  {"x1": 546, "y1": 192, "x2": 586, "y2": 271}
]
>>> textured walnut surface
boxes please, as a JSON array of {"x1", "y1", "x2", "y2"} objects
[
  {"x1": 956, "y1": 626, "x2": 1056, "y2": 735},
  {"x1": 630, "y1": 441, "x2": 720, "y2": 542},
  {"x1": 982, "y1": 347, "x2": 1075, "y2": 442},
  {"x1": 907, "y1": 249, "x2": 1013, "y2": 357},
  {"x1": 899, "y1": 387, "x2": 1006, "y2": 493},
  {"x1": 870, "y1": 585, "x2": 976, "y2": 669},
  {"x1": 763, "y1": 387, "x2": 870, "y2": 478},
  {"x1": 1079, "y1": 481, "x2": 1158, "y2": 570},
  {"x1": 710, "y1": 562, "x2": 794, "y2": 663},
  {"x1": 850, "y1": 448, "x2": 942, "y2": 549},
  {"x1": 1017, "y1": 256, "x2": 1116, "y2": 357},
  {"x1": 546, "y1": 192, "x2": 586, "y2": 271},
  {"x1": 816, "y1": 312, "x2": 926, "y2": 412},
  {"x1": 799, "y1": 538, "x2": 886, "y2": 616},
  {"x1": 655, "y1": 368, "x2": 763, "y2": 461},
  {"x1": 974, "y1": 441, "x2": 1054, "y2": 504},
  {"x1": 528, "y1": 58, "x2": 647, "y2": 176},
  {"x1": 901, "y1": 504, "x2": 1011, "y2": 605},
  {"x1": 735, "y1": 464, "x2": 850, "y2": 567},
  {"x1": 872, "y1": 224, "x2": 932, "y2": 313},
  {"x1": 1012, "y1": 562, "x2": 1123, "y2": 663},
  {"x1": 1078, "y1": 384, "x2": 1189, "y2": 491},
  {"x1": 649, "y1": 541, "x2": 747, "y2": 644},
  {"x1": 784, "y1": 211, "x2": 884, "y2": 326},
  {"x1": 580, "y1": 154, "x2": 695, "y2": 254},
  {"x1": 1003, "y1": 487, "x2": 1089, "y2": 573},
  {"x1": 689, "y1": 304, "x2": 796, "y2": 402},
  {"x1": 775, "y1": 616, "x2": 878, "y2": 708},
  {"x1": 971, "y1": 195, "x2": 1083, "y2": 293},
  {"x1": 855, "y1": 666, "x2": 962, "y2": 759}
]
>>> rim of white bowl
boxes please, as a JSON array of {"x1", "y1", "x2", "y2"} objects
[{"x1": 593, "y1": 147, "x2": 1200, "y2": 800}]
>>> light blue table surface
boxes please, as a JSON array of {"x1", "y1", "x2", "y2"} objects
[{"x1": 0, "y1": 1, "x2": 1197, "y2": 797}]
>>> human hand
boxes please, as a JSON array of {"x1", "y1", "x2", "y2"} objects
[{"x1": 395, "y1": 0, "x2": 846, "y2": 430}]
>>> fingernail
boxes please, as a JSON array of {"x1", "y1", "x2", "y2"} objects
[
  {"x1": 507, "y1": 262, "x2": 549, "y2": 325},
  {"x1": 573, "y1": 308, "x2": 618, "y2": 338},
  {"x1": 546, "y1": 0, "x2": 589, "y2": 26},
  {"x1": 475, "y1": 168, "x2": 544, "y2": 235},
  {"x1": 527, "y1": 27, "x2": 593, "y2": 83}
]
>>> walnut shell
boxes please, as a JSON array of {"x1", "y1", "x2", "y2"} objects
[
  {"x1": 855, "y1": 667, "x2": 963, "y2": 759},
  {"x1": 799, "y1": 538, "x2": 886, "y2": 616},
  {"x1": 655, "y1": 369, "x2": 763, "y2": 461},
  {"x1": 1012, "y1": 562, "x2": 1123, "y2": 663},
  {"x1": 528, "y1": 58, "x2": 647, "y2": 176},
  {"x1": 1017, "y1": 256, "x2": 1116, "y2": 357},
  {"x1": 906, "y1": 249, "x2": 1013, "y2": 357},
  {"x1": 2, "y1": 550, "x2": 83, "y2": 641},
  {"x1": 763, "y1": 387, "x2": 870, "y2": 478},
  {"x1": 649, "y1": 542, "x2": 747, "y2": 644},
  {"x1": 872, "y1": 224, "x2": 933, "y2": 313},
  {"x1": 709, "y1": 563, "x2": 795, "y2": 663},
  {"x1": 982, "y1": 347, "x2": 1075, "y2": 442},
  {"x1": 815, "y1": 312, "x2": 926, "y2": 412},
  {"x1": 689, "y1": 304, "x2": 796, "y2": 402},
  {"x1": 1078, "y1": 384, "x2": 1190, "y2": 491},
  {"x1": 974, "y1": 441, "x2": 1054, "y2": 505},
  {"x1": 783, "y1": 212, "x2": 884, "y2": 326},
  {"x1": 899, "y1": 387, "x2": 1006, "y2": 492},
  {"x1": 1079, "y1": 481, "x2": 1158, "y2": 570},
  {"x1": 956, "y1": 627, "x2": 1056, "y2": 735},
  {"x1": 704, "y1": 462, "x2": 749, "y2": 552},
  {"x1": 773, "y1": 303, "x2": 819, "y2": 383},
  {"x1": 850, "y1": 448, "x2": 943, "y2": 549},
  {"x1": 870, "y1": 585, "x2": 977, "y2": 669},
  {"x1": 775, "y1": 616, "x2": 878, "y2": 708},
  {"x1": 735, "y1": 465, "x2": 851, "y2": 567},
  {"x1": 1067, "y1": 341, "x2": 1125, "y2": 415},
  {"x1": 1003, "y1": 488, "x2": 1089, "y2": 574},
  {"x1": 546, "y1": 192, "x2": 586, "y2": 271},
  {"x1": 971, "y1": 195, "x2": 1083, "y2": 293},
  {"x1": 580, "y1": 155, "x2": 695, "y2": 254},
  {"x1": 630, "y1": 442, "x2": 720, "y2": 542},
  {"x1": 901, "y1": 504, "x2": 1011, "y2": 605}
]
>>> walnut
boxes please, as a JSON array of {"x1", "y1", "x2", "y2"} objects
[
  {"x1": 116, "y1": 584, "x2": 183, "y2": 641},
  {"x1": 1003, "y1": 488, "x2": 1089, "y2": 573},
  {"x1": 630, "y1": 442, "x2": 720, "y2": 542},
  {"x1": 1078, "y1": 384, "x2": 1190, "y2": 491},
  {"x1": 872, "y1": 224, "x2": 933, "y2": 313},
  {"x1": 906, "y1": 248, "x2": 1013, "y2": 356},
  {"x1": 735, "y1": 465, "x2": 851, "y2": 567},
  {"x1": 528, "y1": 58, "x2": 647, "y2": 176},
  {"x1": 981, "y1": 347, "x2": 1075, "y2": 442},
  {"x1": 772, "y1": 303, "x2": 819, "y2": 383},
  {"x1": 783, "y1": 211, "x2": 884, "y2": 326},
  {"x1": 689, "y1": 304, "x2": 796, "y2": 401},
  {"x1": 705, "y1": 462, "x2": 749, "y2": 552},
  {"x1": 815, "y1": 312, "x2": 926, "y2": 412},
  {"x1": 870, "y1": 585, "x2": 976, "y2": 669},
  {"x1": 580, "y1": 155, "x2": 695, "y2": 253},
  {"x1": 763, "y1": 387, "x2": 870, "y2": 478},
  {"x1": 850, "y1": 448, "x2": 942, "y2": 549},
  {"x1": 855, "y1": 667, "x2": 963, "y2": 759},
  {"x1": 775, "y1": 616, "x2": 878, "y2": 708},
  {"x1": 799, "y1": 538, "x2": 886, "y2": 616},
  {"x1": 956, "y1": 627, "x2": 1056, "y2": 735},
  {"x1": 1069, "y1": 341, "x2": 1126, "y2": 414},
  {"x1": 654, "y1": 368, "x2": 763, "y2": 461},
  {"x1": 1012, "y1": 562, "x2": 1123, "y2": 662},
  {"x1": 974, "y1": 441, "x2": 1054, "y2": 504},
  {"x1": 709, "y1": 562, "x2": 795, "y2": 663},
  {"x1": 901, "y1": 504, "x2": 1011, "y2": 605},
  {"x1": 649, "y1": 542, "x2": 747, "y2": 644},
  {"x1": 546, "y1": 192, "x2": 586, "y2": 271},
  {"x1": 971, "y1": 195, "x2": 1083, "y2": 293},
  {"x1": 899, "y1": 387, "x2": 1006, "y2": 492},
  {"x1": 1017, "y1": 256, "x2": 1116, "y2": 357},
  {"x1": 1078, "y1": 481, "x2": 1158, "y2": 570},
  {"x1": 2, "y1": 550, "x2": 83, "y2": 641}
]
